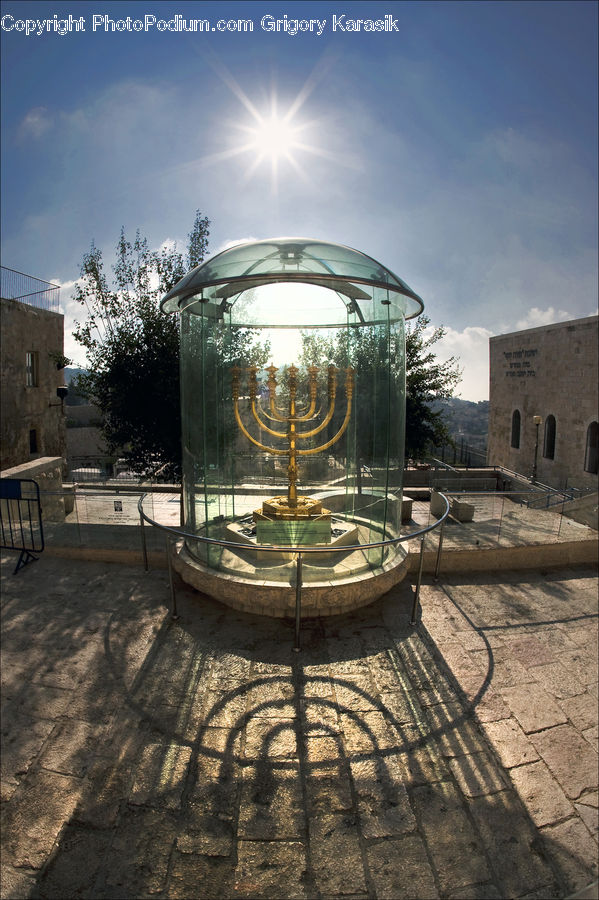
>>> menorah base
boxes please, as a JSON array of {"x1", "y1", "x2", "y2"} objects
[{"x1": 254, "y1": 495, "x2": 331, "y2": 522}]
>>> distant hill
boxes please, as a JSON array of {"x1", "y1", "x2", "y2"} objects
[{"x1": 432, "y1": 398, "x2": 489, "y2": 448}]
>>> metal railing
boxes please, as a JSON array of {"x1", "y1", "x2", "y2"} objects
[
  {"x1": 0, "y1": 479, "x2": 44, "y2": 573},
  {"x1": 138, "y1": 493, "x2": 451, "y2": 652},
  {"x1": 1, "y1": 266, "x2": 60, "y2": 312}
]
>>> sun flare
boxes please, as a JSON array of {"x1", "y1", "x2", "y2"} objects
[{"x1": 248, "y1": 113, "x2": 298, "y2": 161}]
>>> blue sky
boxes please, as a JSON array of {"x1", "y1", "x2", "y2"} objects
[{"x1": 1, "y1": 0, "x2": 597, "y2": 399}]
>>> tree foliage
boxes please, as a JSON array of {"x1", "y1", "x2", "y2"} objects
[
  {"x1": 405, "y1": 316, "x2": 462, "y2": 458},
  {"x1": 73, "y1": 211, "x2": 210, "y2": 480},
  {"x1": 300, "y1": 314, "x2": 461, "y2": 465}
]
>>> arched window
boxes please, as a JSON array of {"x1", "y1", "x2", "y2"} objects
[
  {"x1": 543, "y1": 415, "x2": 556, "y2": 460},
  {"x1": 584, "y1": 421, "x2": 598, "y2": 474},
  {"x1": 511, "y1": 410, "x2": 521, "y2": 449}
]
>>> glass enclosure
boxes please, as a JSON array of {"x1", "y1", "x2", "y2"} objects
[{"x1": 162, "y1": 239, "x2": 423, "y2": 584}]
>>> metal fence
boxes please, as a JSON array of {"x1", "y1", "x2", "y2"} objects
[{"x1": 1, "y1": 266, "x2": 60, "y2": 312}]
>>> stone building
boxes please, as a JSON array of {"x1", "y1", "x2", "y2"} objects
[
  {"x1": 487, "y1": 315, "x2": 598, "y2": 490},
  {"x1": 1, "y1": 274, "x2": 67, "y2": 470}
]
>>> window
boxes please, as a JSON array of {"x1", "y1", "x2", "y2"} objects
[
  {"x1": 543, "y1": 415, "x2": 556, "y2": 460},
  {"x1": 29, "y1": 428, "x2": 38, "y2": 454},
  {"x1": 584, "y1": 422, "x2": 598, "y2": 474},
  {"x1": 511, "y1": 410, "x2": 521, "y2": 449},
  {"x1": 25, "y1": 351, "x2": 39, "y2": 387}
]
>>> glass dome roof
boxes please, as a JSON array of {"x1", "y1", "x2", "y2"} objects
[{"x1": 161, "y1": 238, "x2": 424, "y2": 322}]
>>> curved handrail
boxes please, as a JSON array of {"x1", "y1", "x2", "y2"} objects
[{"x1": 137, "y1": 491, "x2": 450, "y2": 556}]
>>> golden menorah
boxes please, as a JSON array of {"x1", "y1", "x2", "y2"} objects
[{"x1": 231, "y1": 363, "x2": 354, "y2": 523}]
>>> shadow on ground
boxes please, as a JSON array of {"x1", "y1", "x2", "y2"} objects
[{"x1": 1, "y1": 556, "x2": 597, "y2": 898}]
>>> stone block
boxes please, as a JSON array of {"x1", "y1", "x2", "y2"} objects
[
  {"x1": 401, "y1": 498, "x2": 413, "y2": 522},
  {"x1": 451, "y1": 499, "x2": 475, "y2": 522}
]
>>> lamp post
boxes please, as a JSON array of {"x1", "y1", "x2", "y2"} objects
[{"x1": 531, "y1": 415, "x2": 542, "y2": 482}]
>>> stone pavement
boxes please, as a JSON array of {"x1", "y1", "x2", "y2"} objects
[{"x1": 1, "y1": 553, "x2": 597, "y2": 899}]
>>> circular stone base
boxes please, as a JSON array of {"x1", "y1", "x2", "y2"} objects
[{"x1": 170, "y1": 538, "x2": 409, "y2": 618}]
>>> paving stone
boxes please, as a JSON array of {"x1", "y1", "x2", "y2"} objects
[
  {"x1": 559, "y1": 692, "x2": 599, "y2": 733},
  {"x1": 424, "y1": 702, "x2": 487, "y2": 758},
  {"x1": 582, "y1": 724, "x2": 598, "y2": 753},
  {"x1": 379, "y1": 688, "x2": 424, "y2": 725},
  {"x1": 366, "y1": 833, "x2": 439, "y2": 899},
  {"x1": 531, "y1": 724, "x2": 599, "y2": 800},
  {"x1": 1, "y1": 768, "x2": 82, "y2": 869},
  {"x1": 194, "y1": 725, "x2": 242, "y2": 779},
  {"x1": 0, "y1": 711, "x2": 54, "y2": 791},
  {"x1": 234, "y1": 840, "x2": 308, "y2": 898},
  {"x1": 349, "y1": 757, "x2": 416, "y2": 838},
  {"x1": 306, "y1": 771, "x2": 354, "y2": 814},
  {"x1": 449, "y1": 750, "x2": 508, "y2": 798},
  {"x1": 237, "y1": 765, "x2": 304, "y2": 840},
  {"x1": 305, "y1": 734, "x2": 344, "y2": 769},
  {"x1": 75, "y1": 755, "x2": 134, "y2": 828},
  {"x1": 11, "y1": 684, "x2": 74, "y2": 720},
  {"x1": 198, "y1": 688, "x2": 248, "y2": 729},
  {"x1": 574, "y1": 800, "x2": 599, "y2": 839},
  {"x1": 35, "y1": 823, "x2": 112, "y2": 899},
  {"x1": 509, "y1": 760, "x2": 575, "y2": 826},
  {"x1": 540, "y1": 817, "x2": 599, "y2": 896},
  {"x1": 449, "y1": 883, "x2": 504, "y2": 899},
  {"x1": 392, "y1": 728, "x2": 451, "y2": 787},
  {"x1": 527, "y1": 662, "x2": 587, "y2": 700},
  {"x1": 469, "y1": 790, "x2": 558, "y2": 897},
  {"x1": 94, "y1": 806, "x2": 176, "y2": 897},
  {"x1": 0, "y1": 865, "x2": 38, "y2": 900},
  {"x1": 38, "y1": 718, "x2": 102, "y2": 778},
  {"x1": 410, "y1": 780, "x2": 491, "y2": 895},
  {"x1": 499, "y1": 633, "x2": 557, "y2": 668},
  {"x1": 244, "y1": 717, "x2": 297, "y2": 758},
  {"x1": 128, "y1": 739, "x2": 192, "y2": 809},
  {"x1": 469, "y1": 687, "x2": 512, "y2": 723},
  {"x1": 341, "y1": 709, "x2": 396, "y2": 752},
  {"x1": 299, "y1": 696, "x2": 340, "y2": 735},
  {"x1": 168, "y1": 853, "x2": 236, "y2": 900},
  {"x1": 333, "y1": 674, "x2": 379, "y2": 712},
  {"x1": 483, "y1": 718, "x2": 540, "y2": 768},
  {"x1": 177, "y1": 817, "x2": 235, "y2": 857},
  {"x1": 499, "y1": 683, "x2": 569, "y2": 734},
  {"x1": 559, "y1": 647, "x2": 599, "y2": 687},
  {"x1": 471, "y1": 647, "x2": 537, "y2": 688},
  {"x1": 308, "y1": 814, "x2": 367, "y2": 895}
]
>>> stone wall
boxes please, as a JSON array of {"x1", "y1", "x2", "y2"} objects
[
  {"x1": 1, "y1": 298, "x2": 66, "y2": 470},
  {"x1": 488, "y1": 316, "x2": 598, "y2": 490},
  {"x1": 1, "y1": 456, "x2": 65, "y2": 522}
]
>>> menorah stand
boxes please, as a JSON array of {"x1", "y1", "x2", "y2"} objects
[{"x1": 231, "y1": 362, "x2": 353, "y2": 544}]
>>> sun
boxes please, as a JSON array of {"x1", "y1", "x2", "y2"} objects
[
  {"x1": 248, "y1": 113, "x2": 298, "y2": 162},
  {"x1": 199, "y1": 55, "x2": 339, "y2": 192}
]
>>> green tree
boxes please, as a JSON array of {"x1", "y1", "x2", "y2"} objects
[
  {"x1": 73, "y1": 211, "x2": 210, "y2": 480},
  {"x1": 405, "y1": 316, "x2": 461, "y2": 459},
  {"x1": 299, "y1": 314, "x2": 461, "y2": 476}
]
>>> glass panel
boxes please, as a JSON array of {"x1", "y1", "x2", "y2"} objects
[{"x1": 179, "y1": 285, "x2": 406, "y2": 582}]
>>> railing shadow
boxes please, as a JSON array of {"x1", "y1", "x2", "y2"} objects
[{"x1": 2, "y1": 554, "x2": 596, "y2": 898}]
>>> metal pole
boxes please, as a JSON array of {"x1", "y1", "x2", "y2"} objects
[
  {"x1": 434, "y1": 515, "x2": 446, "y2": 582},
  {"x1": 411, "y1": 534, "x2": 426, "y2": 625},
  {"x1": 166, "y1": 536, "x2": 179, "y2": 620},
  {"x1": 293, "y1": 552, "x2": 303, "y2": 653},
  {"x1": 140, "y1": 501, "x2": 149, "y2": 571}
]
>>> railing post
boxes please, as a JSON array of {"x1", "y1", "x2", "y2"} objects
[
  {"x1": 434, "y1": 510, "x2": 446, "y2": 582},
  {"x1": 166, "y1": 535, "x2": 179, "y2": 620},
  {"x1": 411, "y1": 534, "x2": 426, "y2": 625},
  {"x1": 139, "y1": 494, "x2": 149, "y2": 571},
  {"x1": 293, "y1": 552, "x2": 303, "y2": 653}
]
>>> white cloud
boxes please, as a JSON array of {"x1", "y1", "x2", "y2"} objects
[
  {"x1": 18, "y1": 106, "x2": 52, "y2": 140},
  {"x1": 431, "y1": 325, "x2": 493, "y2": 403},
  {"x1": 515, "y1": 306, "x2": 573, "y2": 331}
]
